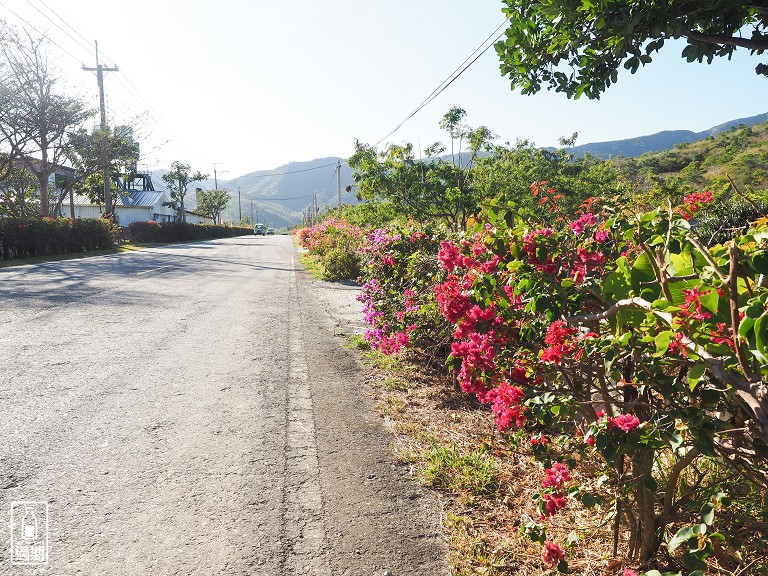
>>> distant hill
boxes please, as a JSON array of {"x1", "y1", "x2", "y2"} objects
[
  {"x1": 218, "y1": 158, "x2": 355, "y2": 228},
  {"x1": 613, "y1": 119, "x2": 768, "y2": 197},
  {"x1": 147, "y1": 112, "x2": 767, "y2": 228},
  {"x1": 567, "y1": 112, "x2": 768, "y2": 159}
]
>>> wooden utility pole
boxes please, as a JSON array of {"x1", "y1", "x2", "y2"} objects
[
  {"x1": 337, "y1": 160, "x2": 341, "y2": 212},
  {"x1": 238, "y1": 187, "x2": 242, "y2": 222},
  {"x1": 82, "y1": 42, "x2": 118, "y2": 218}
]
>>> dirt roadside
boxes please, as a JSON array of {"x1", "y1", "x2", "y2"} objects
[{"x1": 298, "y1": 272, "x2": 448, "y2": 575}]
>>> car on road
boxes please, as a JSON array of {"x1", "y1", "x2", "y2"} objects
[
  {"x1": 254, "y1": 223, "x2": 266, "y2": 236},
  {"x1": 267, "y1": 228, "x2": 275, "y2": 235}
]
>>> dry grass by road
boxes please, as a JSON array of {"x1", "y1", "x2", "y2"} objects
[{"x1": 347, "y1": 337, "x2": 658, "y2": 576}]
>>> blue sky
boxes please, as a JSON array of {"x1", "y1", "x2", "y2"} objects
[{"x1": 3, "y1": 0, "x2": 767, "y2": 178}]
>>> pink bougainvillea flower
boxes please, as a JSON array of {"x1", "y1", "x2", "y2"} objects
[
  {"x1": 541, "y1": 541, "x2": 565, "y2": 565},
  {"x1": 608, "y1": 413, "x2": 640, "y2": 432},
  {"x1": 485, "y1": 380, "x2": 526, "y2": 431},
  {"x1": 542, "y1": 492, "x2": 568, "y2": 517},
  {"x1": 569, "y1": 212, "x2": 596, "y2": 235},
  {"x1": 437, "y1": 240, "x2": 461, "y2": 272},
  {"x1": 594, "y1": 229, "x2": 611, "y2": 243},
  {"x1": 623, "y1": 569, "x2": 639, "y2": 576},
  {"x1": 542, "y1": 462, "x2": 571, "y2": 488}
]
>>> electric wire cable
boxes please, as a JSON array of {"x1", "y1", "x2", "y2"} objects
[
  {"x1": 374, "y1": 17, "x2": 508, "y2": 147},
  {"x1": 23, "y1": 0, "x2": 95, "y2": 58},
  {"x1": 0, "y1": 1, "x2": 85, "y2": 64}
]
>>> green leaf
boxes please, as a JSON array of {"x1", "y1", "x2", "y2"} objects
[
  {"x1": 556, "y1": 559, "x2": 569, "y2": 573},
  {"x1": 700, "y1": 502, "x2": 716, "y2": 525},
  {"x1": 580, "y1": 492, "x2": 597, "y2": 508},
  {"x1": 748, "y1": 251, "x2": 768, "y2": 275},
  {"x1": 655, "y1": 331, "x2": 674, "y2": 356},
  {"x1": 668, "y1": 524, "x2": 706, "y2": 552},
  {"x1": 688, "y1": 364, "x2": 706, "y2": 391},
  {"x1": 709, "y1": 532, "x2": 726, "y2": 542},
  {"x1": 699, "y1": 288, "x2": 720, "y2": 315}
]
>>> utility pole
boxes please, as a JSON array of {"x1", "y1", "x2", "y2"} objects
[
  {"x1": 213, "y1": 162, "x2": 228, "y2": 190},
  {"x1": 82, "y1": 41, "x2": 118, "y2": 218},
  {"x1": 337, "y1": 160, "x2": 342, "y2": 212},
  {"x1": 250, "y1": 202, "x2": 253, "y2": 224},
  {"x1": 238, "y1": 187, "x2": 242, "y2": 222}
]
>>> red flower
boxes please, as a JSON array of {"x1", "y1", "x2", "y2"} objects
[
  {"x1": 542, "y1": 492, "x2": 568, "y2": 517},
  {"x1": 485, "y1": 380, "x2": 526, "y2": 430},
  {"x1": 541, "y1": 541, "x2": 565, "y2": 565},
  {"x1": 438, "y1": 240, "x2": 461, "y2": 272},
  {"x1": 678, "y1": 190, "x2": 714, "y2": 219},
  {"x1": 608, "y1": 413, "x2": 640, "y2": 432},
  {"x1": 542, "y1": 462, "x2": 571, "y2": 488},
  {"x1": 569, "y1": 212, "x2": 596, "y2": 235}
]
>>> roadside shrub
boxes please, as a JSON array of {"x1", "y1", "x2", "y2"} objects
[
  {"x1": 0, "y1": 217, "x2": 113, "y2": 260},
  {"x1": 128, "y1": 221, "x2": 251, "y2": 243},
  {"x1": 295, "y1": 218, "x2": 365, "y2": 281},
  {"x1": 357, "y1": 224, "x2": 453, "y2": 360},
  {"x1": 322, "y1": 246, "x2": 361, "y2": 281},
  {"x1": 432, "y1": 184, "x2": 768, "y2": 573}
]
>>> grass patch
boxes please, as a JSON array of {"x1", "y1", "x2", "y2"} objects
[
  {"x1": 420, "y1": 443, "x2": 497, "y2": 496},
  {"x1": 345, "y1": 334, "x2": 371, "y2": 351},
  {"x1": 298, "y1": 252, "x2": 326, "y2": 280}
]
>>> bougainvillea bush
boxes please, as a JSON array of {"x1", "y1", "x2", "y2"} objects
[
  {"x1": 434, "y1": 183, "x2": 768, "y2": 574},
  {"x1": 294, "y1": 218, "x2": 366, "y2": 281},
  {"x1": 356, "y1": 224, "x2": 454, "y2": 360}
]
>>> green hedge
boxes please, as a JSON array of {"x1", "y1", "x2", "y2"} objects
[
  {"x1": 0, "y1": 217, "x2": 114, "y2": 260},
  {"x1": 128, "y1": 221, "x2": 252, "y2": 243}
]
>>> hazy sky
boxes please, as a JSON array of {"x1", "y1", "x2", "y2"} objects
[{"x1": 3, "y1": 0, "x2": 766, "y2": 178}]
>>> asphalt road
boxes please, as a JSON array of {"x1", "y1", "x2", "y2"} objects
[{"x1": 0, "y1": 235, "x2": 445, "y2": 575}]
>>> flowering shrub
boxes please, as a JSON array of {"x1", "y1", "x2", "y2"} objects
[
  {"x1": 295, "y1": 218, "x2": 365, "y2": 281},
  {"x1": 356, "y1": 225, "x2": 453, "y2": 358},
  {"x1": 432, "y1": 184, "x2": 768, "y2": 572}
]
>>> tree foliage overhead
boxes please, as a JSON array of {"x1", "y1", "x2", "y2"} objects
[{"x1": 496, "y1": 0, "x2": 768, "y2": 99}]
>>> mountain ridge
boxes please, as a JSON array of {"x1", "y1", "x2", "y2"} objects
[{"x1": 153, "y1": 112, "x2": 768, "y2": 227}]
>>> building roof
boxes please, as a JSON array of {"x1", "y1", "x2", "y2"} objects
[{"x1": 70, "y1": 189, "x2": 166, "y2": 208}]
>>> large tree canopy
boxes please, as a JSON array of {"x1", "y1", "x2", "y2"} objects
[{"x1": 496, "y1": 0, "x2": 768, "y2": 99}]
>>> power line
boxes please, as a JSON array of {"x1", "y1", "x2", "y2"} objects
[
  {"x1": 374, "y1": 18, "x2": 508, "y2": 147},
  {"x1": 0, "y1": 1, "x2": 84, "y2": 64},
  {"x1": 234, "y1": 162, "x2": 340, "y2": 179},
  {"x1": 19, "y1": 0, "x2": 199, "y2": 162},
  {"x1": 23, "y1": 0, "x2": 95, "y2": 58},
  {"x1": 242, "y1": 194, "x2": 312, "y2": 202},
  {"x1": 240, "y1": 165, "x2": 338, "y2": 202},
  {"x1": 32, "y1": 0, "x2": 92, "y2": 47}
]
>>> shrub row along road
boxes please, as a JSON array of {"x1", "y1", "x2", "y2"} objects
[{"x1": 0, "y1": 235, "x2": 445, "y2": 575}]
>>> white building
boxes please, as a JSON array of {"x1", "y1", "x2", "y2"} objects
[{"x1": 67, "y1": 174, "x2": 213, "y2": 226}]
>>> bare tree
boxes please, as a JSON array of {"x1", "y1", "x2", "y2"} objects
[{"x1": 0, "y1": 21, "x2": 93, "y2": 215}]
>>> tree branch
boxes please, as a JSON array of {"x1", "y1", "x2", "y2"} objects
[{"x1": 686, "y1": 31, "x2": 768, "y2": 51}]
